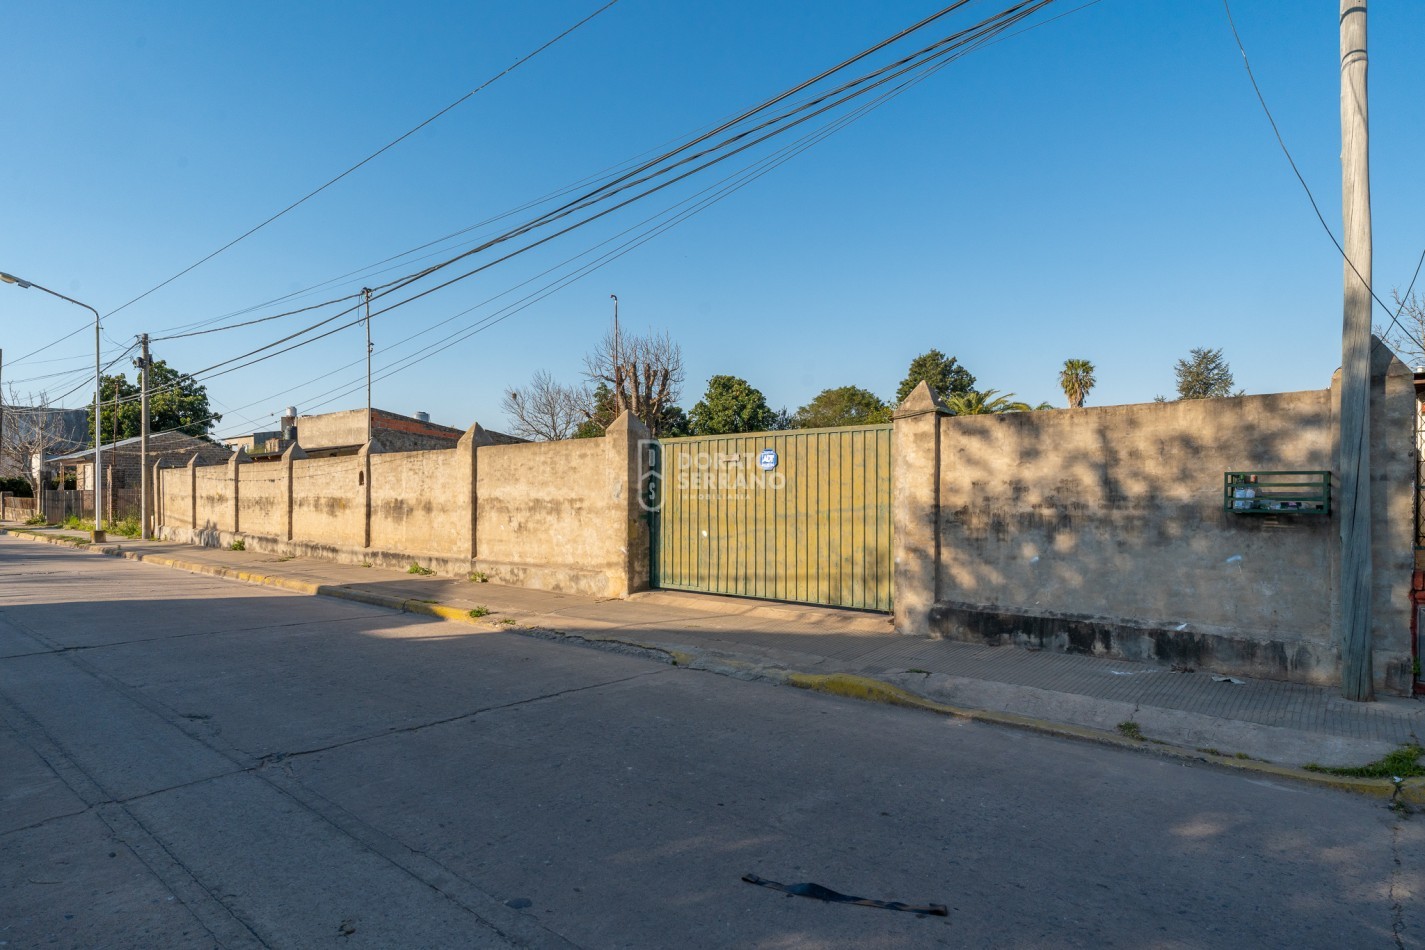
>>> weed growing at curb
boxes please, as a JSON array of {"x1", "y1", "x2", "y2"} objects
[
  {"x1": 412, "y1": 598, "x2": 438, "y2": 604},
  {"x1": 1304, "y1": 744, "x2": 1425, "y2": 779},
  {"x1": 1116, "y1": 721, "x2": 1144, "y2": 741},
  {"x1": 229, "y1": 539, "x2": 246, "y2": 551},
  {"x1": 495, "y1": 618, "x2": 516, "y2": 625},
  {"x1": 361, "y1": 561, "x2": 373, "y2": 568},
  {"x1": 408, "y1": 563, "x2": 434, "y2": 576},
  {"x1": 468, "y1": 606, "x2": 491, "y2": 618},
  {"x1": 470, "y1": 571, "x2": 488, "y2": 583},
  {"x1": 24, "y1": 515, "x2": 47, "y2": 525},
  {"x1": 1197, "y1": 747, "x2": 1223, "y2": 756}
]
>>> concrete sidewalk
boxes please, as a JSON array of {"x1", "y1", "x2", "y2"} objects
[{"x1": 4, "y1": 523, "x2": 1423, "y2": 799}]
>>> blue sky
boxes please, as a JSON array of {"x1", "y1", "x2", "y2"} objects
[{"x1": 2, "y1": 1, "x2": 1422, "y2": 439}]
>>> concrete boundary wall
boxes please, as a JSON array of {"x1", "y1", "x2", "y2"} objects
[
  {"x1": 893, "y1": 345, "x2": 1417, "y2": 695},
  {"x1": 157, "y1": 412, "x2": 651, "y2": 598}
]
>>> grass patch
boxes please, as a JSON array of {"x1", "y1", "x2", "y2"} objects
[
  {"x1": 1304, "y1": 744, "x2": 1425, "y2": 779},
  {"x1": 24, "y1": 514, "x2": 48, "y2": 525},
  {"x1": 407, "y1": 563, "x2": 435, "y2": 576},
  {"x1": 1116, "y1": 721, "x2": 1144, "y2": 741},
  {"x1": 469, "y1": 571, "x2": 488, "y2": 583},
  {"x1": 468, "y1": 606, "x2": 491, "y2": 619},
  {"x1": 58, "y1": 514, "x2": 141, "y2": 537},
  {"x1": 495, "y1": 618, "x2": 517, "y2": 626},
  {"x1": 229, "y1": 539, "x2": 246, "y2": 551},
  {"x1": 1196, "y1": 747, "x2": 1223, "y2": 757}
]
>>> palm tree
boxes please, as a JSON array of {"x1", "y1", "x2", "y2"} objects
[
  {"x1": 944, "y1": 389, "x2": 1035, "y2": 415},
  {"x1": 1059, "y1": 358, "x2": 1096, "y2": 408}
]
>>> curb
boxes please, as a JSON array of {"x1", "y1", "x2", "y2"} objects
[
  {"x1": 5, "y1": 526, "x2": 1421, "y2": 805},
  {"x1": 784, "y1": 672, "x2": 1425, "y2": 806}
]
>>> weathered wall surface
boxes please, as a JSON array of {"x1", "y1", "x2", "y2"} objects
[
  {"x1": 295, "y1": 410, "x2": 368, "y2": 449},
  {"x1": 156, "y1": 414, "x2": 652, "y2": 598},
  {"x1": 937, "y1": 391, "x2": 1333, "y2": 635},
  {"x1": 897, "y1": 349, "x2": 1417, "y2": 694},
  {"x1": 193, "y1": 464, "x2": 232, "y2": 533},
  {"x1": 237, "y1": 462, "x2": 284, "y2": 538},
  {"x1": 369, "y1": 449, "x2": 463, "y2": 556},
  {"x1": 291, "y1": 456, "x2": 364, "y2": 548},
  {"x1": 159, "y1": 468, "x2": 191, "y2": 528},
  {"x1": 476, "y1": 438, "x2": 626, "y2": 593}
]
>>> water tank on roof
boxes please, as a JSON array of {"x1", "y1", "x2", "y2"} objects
[
  {"x1": 414, "y1": 411, "x2": 430, "y2": 423},
  {"x1": 284, "y1": 406, "x2": 297, "y2": 419}
]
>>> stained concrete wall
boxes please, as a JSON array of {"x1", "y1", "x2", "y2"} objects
[
  {"x1": 368, "y1": 449, "x2": 463, "y2": 556},
  {"x1": 156, "y1": 413, "x2": 652, "y2": 598},
  {"x1": 193, "y1": 464, "x2": 231, "y2": 533},
  {"x1": 237, "y1": 462, "x2": 285, "y2": 538},
  {"x1": 291, "y1": 456, "x2": 365, "y2": 548},
  {"x1": 894, "y1": 346, "x2": 1418, "y2": 694}
]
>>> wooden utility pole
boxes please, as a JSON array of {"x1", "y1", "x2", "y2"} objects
[
  {"x1": 138, "y1": 334, "x2": 151, "y2": 540},
  {"x1": 1339, "y1": 0, "x2": 1373, "y2": 701}
]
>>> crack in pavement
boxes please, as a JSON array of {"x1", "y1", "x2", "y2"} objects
[
  {"x1": 259, "y1": 668, "x2": 666, "y2": 764},
  {"x1": 0, "y1": 576, "x2": 621, "y2": 949},
  {"x1": 1390, "y1": 817, "x2": 1407, "y2": 950}
]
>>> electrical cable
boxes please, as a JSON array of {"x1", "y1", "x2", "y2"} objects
[
  {"x1": 1222, "y1": 0, "x2": 1414, "y2": 344},
  {"x1": 100, "y1": 0, "x2": 621, "y2": 324},
  {"x1": 98, "y1": 0, "x2": 1069, "y2": 419}
]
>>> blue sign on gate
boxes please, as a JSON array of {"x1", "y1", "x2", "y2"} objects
[{"x1": 758, "y1": 449, "x2": 778, "y2": 471}]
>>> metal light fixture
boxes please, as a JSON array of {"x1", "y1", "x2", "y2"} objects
[{"x1": 0, "y1": 270, "x2": 106, "y2": 542}]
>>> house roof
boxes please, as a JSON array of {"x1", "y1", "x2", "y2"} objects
[{"x1": 48, "y1": 430, "x2": 215, "y2": 463}]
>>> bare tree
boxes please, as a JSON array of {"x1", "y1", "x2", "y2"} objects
[
  {"x1": 583, "y1": 326, "x2": 684, "y2": 436},
  {"x1": 1377, "y1": 288, "x2": 1425, "y2": 367},
  {"x1": 1, "y1": 387, "x2": 85, "y2": 492},
  {"x1": 501, "y1": 370, "x2": 586, "y2": 441}
]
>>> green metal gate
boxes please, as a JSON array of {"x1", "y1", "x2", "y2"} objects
[{"x1": 650, "y1": 425, "x2": 892, "y2": 612}]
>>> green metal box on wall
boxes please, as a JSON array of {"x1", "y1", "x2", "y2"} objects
[{"x1": 1223, "y1": 471, "x2": 1330, "y2": 515}]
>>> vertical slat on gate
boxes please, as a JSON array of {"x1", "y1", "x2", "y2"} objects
[{"x1": 653, "y1": 425, "x2": 892, "y2": 612}]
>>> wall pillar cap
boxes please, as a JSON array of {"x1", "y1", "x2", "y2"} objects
[
  {"x1": 357, "y1": 437, "x2": 386, "y2": 457},
  {"x1": 458, "y1": 422, "x2": 497, "y2": 448},
  {"x1": 281, "y1": 443, "x2": 309, "y2": 461},
  {"x1": 605, "y1": 409, "x2": 651, "y2": 439},
  {"x1": 893, "y1": 381, "x2": 951, "y2": 419}
]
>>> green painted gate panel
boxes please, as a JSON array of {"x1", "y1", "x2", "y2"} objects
[{"x1": 652, "y1": 425, "x2": 892, "y2": 612}]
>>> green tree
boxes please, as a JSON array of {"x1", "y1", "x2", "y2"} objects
[
  {"x1": 792, "y1": 386, "x2": 891, "y2": 428},
  {"x1": 688, "y1": 375, "x2": 777, "y2": 435},
  {"x1": 1058, "y1": 358, "x2": 1096, "y2": 409},
  {"x1": 894, "y1": 349, "x2": 976, "y2": 405},
  {"x1": 1173, "y1": 348, "x2": 1239, "y2": 400},
  {"x1": 87, "y1": 359, "x2": 220, "y2": 443},
  {"x1": 943, "y1": 389, "x2": 1034, "y2": 415}
]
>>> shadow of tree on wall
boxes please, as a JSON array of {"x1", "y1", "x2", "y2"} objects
[{"x1": 924, "y1": 375, "x2": 1415, "y2": 690}]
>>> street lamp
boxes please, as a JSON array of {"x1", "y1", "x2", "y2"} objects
[{"x1": 0, "y1": 271, "x2": 107, "y2": 542}]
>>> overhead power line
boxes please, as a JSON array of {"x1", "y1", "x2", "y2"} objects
[
  {"x1": 99, "y1": 0, "x2": 1074, "y2": 416},
  {"x1": 97, "y1": 0, "x2": 621, "y2": 324},
  {"x1": 1221, "y1": 0, "x2": 1417, "y2": 344}
]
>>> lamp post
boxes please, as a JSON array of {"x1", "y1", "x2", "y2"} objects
[{"x1": 0, "y1": 271, "x2": 107, "y2": 542}]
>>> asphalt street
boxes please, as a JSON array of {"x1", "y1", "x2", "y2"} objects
[{"x1": 1, "y1": 537, "x2": 1419, "y2": 949}]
